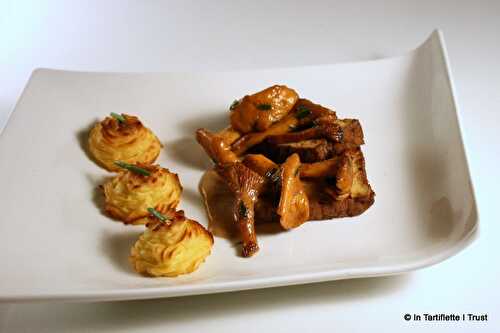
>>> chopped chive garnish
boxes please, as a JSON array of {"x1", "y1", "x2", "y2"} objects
[
  {"x1": 294, "y1": 167, "x2": 301, "y2": 177},
  {"x1": 295, "y1": 106, "x2": 311, "y2": 119},
  {"x1": 230, "y1": 100, "x2": 240, "y2": 110},
  {"x1": 266, "y1": 167, "x2": 282, "y2": 183},
  {"x1": 256, "y1": 103, "x2": 272, "y2": 110},
  {"x1": 114, "y1": 161, "x2": 151, "y2": 176},
  {"x1": 110, "y1": 112, "x2": 126, "y2": 123},
  {"x1": 239, "y1": 202, "x2": 248, "y2": 218},
  {"x1": 147, "y1": 207, "x2": 168, "y2": 223}
]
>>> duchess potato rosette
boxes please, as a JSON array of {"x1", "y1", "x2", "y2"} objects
[
  {"x1": 103, "y1": 163, "x2": 182, "y2": 224},
  {"x1": 89, "y1": 113, "x2": 162, "y2": 171},
  {"x1": 130, "y1": 209, "x2": 214, "y2": 277}
]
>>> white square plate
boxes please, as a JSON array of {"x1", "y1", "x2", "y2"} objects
[{"x1": 0, "y1": 30, "x2": 477, "y2": 302}]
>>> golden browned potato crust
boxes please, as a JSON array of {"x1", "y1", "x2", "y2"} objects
[
  {"x1": 130, "y1": 210, "x2": 213, "y2": 277},
  {"x1": 88, "y1": 114, "x2": 162, "y2": 171},
  {"x1": 103, "y1": 164, "x2": 182, "y2": 224}
]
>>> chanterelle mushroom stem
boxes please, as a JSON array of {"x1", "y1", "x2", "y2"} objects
[{"x1": 216, "y1": 162, "x2": 265, "y2": 257}]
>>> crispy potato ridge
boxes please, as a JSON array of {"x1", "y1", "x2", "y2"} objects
[
  {"x1": 103, "y1": 164, "x2": 182, "y2": 224},
  {"x1": 130, "y1": 215, "x2": 213, "y2": 277},
  {"x1": 89, "y1": 114, "x2": 162, "y2": 171}
]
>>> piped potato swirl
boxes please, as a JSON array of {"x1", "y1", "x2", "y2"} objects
[
  {"x1": 130, "y1": 210, "x2": 214, "y2": 277},
  {"x1": 103, "y1": 164, "x2": 182, "y2": 224},
  {"x1": 89, "y1": 114, "x2": 162, "y2": 171}
]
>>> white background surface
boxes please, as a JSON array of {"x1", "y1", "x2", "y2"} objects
[{"x1": 0, "y1": 0, "x2": 498, "y2": 332}]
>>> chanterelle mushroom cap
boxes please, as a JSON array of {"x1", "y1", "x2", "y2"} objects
[
  {"x1": 196, "y1": 128, "x2": 238, "y2": 165},
  {"x1": 230, "y1": 85, "x2": 299, "y2": 133}
]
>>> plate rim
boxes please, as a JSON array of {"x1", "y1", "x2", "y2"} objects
[{"x1": 0, "y1": 29, "x2": 479, "y2": 303}]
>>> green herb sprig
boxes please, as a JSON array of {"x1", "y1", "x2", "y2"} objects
[
  {"x1": 295, "y1": 106, "x2": 311, "y2": 119},
  {"x1": 110, "y1": 112, "x2": 126, "y2": 123},
  {"x1": 257, "y1": 103, "x2": 272, "y2": 111},
  {"x1": 114, "y1": 161, "x2": 151, "y2": 176},
  {"x1": 147, "y1": 207, "x2": 169, "y2": 223},
  {"x1": 294, "y1": 166, "x2": 301, "y2": 177},
  {"x1": 266, "y1": 167, "x2": 282, "y2": 183},
  {"x1": 230, "y1": 100, "x2": 240, "y2": 110}
]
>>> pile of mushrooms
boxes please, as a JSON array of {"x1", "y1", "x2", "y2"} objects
[{"x1": 196, "y1": 85, "x2": 374, "y2": 257}]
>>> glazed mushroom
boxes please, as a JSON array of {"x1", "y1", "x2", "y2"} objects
[
  {"x1": 231, "y1": 99, "x2": 338, "y2": 156},
  {"x1": 267, "y1": 115, "x2": 341, "y2": 144},
  {"x1": 341, "y1": 148, "x2": 373, "y2": 200},
  {"x1": 231, "y1": 115, "x2": 300, "y2": 156},
  {"x1": 230, "y1": 85, "x2": 299, "y2": 133},
  {"x1": 297, "y1": 151, "x2": 354, "y2": 199},
  {"x1": 266, "y1": 126, "x2": 323, "y2": 144},
  {"x1": 242, "y1": 151, "x2": 355, "y2": 209},
  {"x1": 331, "y1": 119, "x2": 365, "y2": 153},
  {"x1": 242, "y1": 154, "x2": 278, "y2": 177},
  {"x1": 243, "y1": 153, "x2": 339, "y2": 180},
  {"x1": 266, "y1": 115, "x2": 364, "y2": 148},
  {"x1": 299, "y1": 157, "x2": 340, "y2": 178},
  {"x1": 242, "y1": 153, "x2": 311, "y2": 229},
  {"x1": 301, "y1": 149, "x2": 370, "y2": 202},
  {"x1": 216, "y1": 162, "x2": 265, "y2": 257},
  {"x1": 276, "y1": 154, "x2": 309, "y2": 229},
  {"x1": 194, "y1": 86, "x2": 376, "y2": 255},
  {"x1": 196, "y1": 128, "x2": 239, "y2": 165},
  {"x1": 240, "y1": 151, "x2": 375, "y2": 222},
  {"x1": 217, "y1": 126, "x2": 242, "y2": 145},
  {"x1": 328, "y1": 153, "x2": 354, "y2": 200},
  {"x1": 293, "y1": 98, "x2": 337, "y2": 127}
]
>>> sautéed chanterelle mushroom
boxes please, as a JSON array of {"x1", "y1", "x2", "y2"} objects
[{"x1": 196, "y1": 85, "x2": 375, "y2": 257}]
